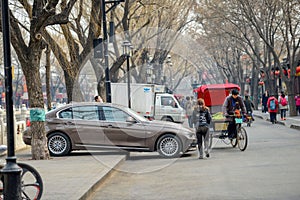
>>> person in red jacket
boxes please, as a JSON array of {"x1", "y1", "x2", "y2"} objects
[
  {"x1": 295, "y1": 94, "x2": 300, "y2": 116},
  {"x1": 267, "y1": 95, "x2": 279, "y2": 124}
]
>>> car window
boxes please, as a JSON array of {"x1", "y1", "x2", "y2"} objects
[
  {"x1": 101, "y1": 106, "x2": 130, "y2": 122},
  {"x1": 59, "y1": 108, "x2": 72, "y2": 119},
  {"x1": 72, "y1": 106, "x2": 99, "y2": 120}
]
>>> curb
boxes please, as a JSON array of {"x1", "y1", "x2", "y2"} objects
[
  {"x1": 253, "y1": 114, "x2": 300, "y2": 130},
  {"x1": 80, "y1": 155, "x2": 127, "y2": 200},
  {"x1": 290, "y1": 124, "x2": 300, "y2": 131}
]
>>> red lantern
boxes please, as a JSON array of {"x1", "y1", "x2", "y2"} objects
[
  {"x1": 274, "y1": 70, "x2": 280, "y2": 76},
  {"x1": 296, "y1": 66, "x2": 300, "y2": 76},
  {"x1": 259, "y1": 81, "x2": 264, "y2": 85},
  {"x1": 288, "y1": 69, "x2": 291, "y2": 78}
]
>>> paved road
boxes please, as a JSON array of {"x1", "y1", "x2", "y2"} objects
[{"x1": 90, "y1": 118, "x2": 300, "y2": 200}]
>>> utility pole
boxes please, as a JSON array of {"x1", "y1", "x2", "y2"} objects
[{"x1": 101, "y1": 0, "x2": 125, "y2": 102}]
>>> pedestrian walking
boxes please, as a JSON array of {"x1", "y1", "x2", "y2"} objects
[
  {"x1": 243, "y1": 95, "x2": 255, "y2": 121},
  {"x1": 262, "y1": 90, "x2": 269, "y2": 113},
  {"x1": 278, "y1": 91, "x2": 288, "y2": 120},
  {"x1": 181, "y1": 96, "x2": 187, "y2": 109},
  {"x1": 267, "y1": 95, "x2": 279, "y2": 124},
  {"x1": 295, "y1": 94, "x2": 300, "y2": 116},
  {"x1": 185, "y1": 96, "x2": 194, "y2": 128},
  {"x1": 192, "y1": 98, "x2": 211, "y2": 159}
]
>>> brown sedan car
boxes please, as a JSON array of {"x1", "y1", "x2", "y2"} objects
[{"x1": 23, "y1": 102, "x2": 196, "y2": 158}]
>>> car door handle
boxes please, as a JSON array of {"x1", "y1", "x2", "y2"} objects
[
  {"x1": 99, "y1": 124, "x2": 114, "y2": 128},
  {"x1": 64, "y1": 121, "x2": 75, "y2": 125}
]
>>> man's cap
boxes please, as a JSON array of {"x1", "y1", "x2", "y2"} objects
[{"x1": 231, "y1": 89, "x2": 239, "y2": 95}]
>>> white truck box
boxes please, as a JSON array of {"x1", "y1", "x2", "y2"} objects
[{"x1": 111, "y1": 83, "x2": 185, "y2": 123}]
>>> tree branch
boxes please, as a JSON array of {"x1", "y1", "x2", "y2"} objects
[{"x1": 44, "y1": 0, "x2": 77, "y2": 26}]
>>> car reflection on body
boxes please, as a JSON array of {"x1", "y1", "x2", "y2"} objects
[{"x1": 23, "y1": 102, "x2": 196, "y2": 158}]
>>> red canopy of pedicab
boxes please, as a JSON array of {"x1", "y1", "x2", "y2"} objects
[{"x1": 193, "y1": 83, "x2": 240, "y2": 107}]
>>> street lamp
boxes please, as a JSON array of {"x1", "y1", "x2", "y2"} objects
[
  {"x1": 147, "y1": 56, "x2": 153, "y2": 84},
  {"x1": 165, "y1": 55, "x2": 173, "y2": 90},
  {"x1": 1, "y1": 0, "x2": 22, "y2": 198},
  {"x1": 146, "y1": 65, "x2": 153, "y2": 84},
  {"x1": 122, "y1": 40, "x2": 133, "y2": 108}
]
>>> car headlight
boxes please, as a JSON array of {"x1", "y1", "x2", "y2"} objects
[{"x1": 183, "y1": 131, "x2": 196, "y2": 139}]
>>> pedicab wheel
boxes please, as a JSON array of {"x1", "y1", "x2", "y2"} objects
[
  {"x1": 237, "y1": 127, "x2": 248, "y2": 151},
  {"x1": 230, "y1": 137, "x2": 238, "y2": 148},
  {"x1": 209, "y1": 132, "x2": 213, "y2": 149}
]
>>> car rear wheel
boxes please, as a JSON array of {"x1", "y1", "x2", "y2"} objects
[
  {"x1": 48, "y1": 132, "x2": 71, "y2": 156},
  {"x1": 157, "y1": 134, "x2": 182, "y2": 158}
]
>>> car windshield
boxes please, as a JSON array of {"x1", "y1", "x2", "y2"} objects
[{"x1": 123, "y1": 107, "x2": 149, "y2": 122}]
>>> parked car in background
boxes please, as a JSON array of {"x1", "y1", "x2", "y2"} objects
[{"x1": 23, "y1": 102, "x2": 196, "y2": 158}]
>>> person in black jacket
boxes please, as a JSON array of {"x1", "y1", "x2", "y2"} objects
[
  {"x1": 243, "y1": 95, "x2": 255, "y2": 121},
  {"x1": 192, "y1": 98, "x2": 212, "y2": 159},
  {"x1": 222, "y1": 89, "x2": 246, "y2": 139},
  {"x1": 261, "y1": 90, "x2": 269, "y2": 113}
]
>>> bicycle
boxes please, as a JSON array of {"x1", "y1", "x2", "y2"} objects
[
  {"x1": 0, "y1": 146, "x2": 43, "y2": 200},
  {"x1": 209, "y1": 115, "x2": 248, "y2": 151}
]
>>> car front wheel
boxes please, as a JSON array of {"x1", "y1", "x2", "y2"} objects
[
  {"x1": 161, "y1": 117, "x2": 173, "y2": 122},
  {"x1": 157, "y1": 134, "x2": 182, "y2": 158},
  {"x1": 48, "y1": 132, "x2": 71, "y2": 156}
]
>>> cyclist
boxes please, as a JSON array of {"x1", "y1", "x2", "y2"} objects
[{"x1": 222, "y1": 89, "x2": 246, "y2": 139}]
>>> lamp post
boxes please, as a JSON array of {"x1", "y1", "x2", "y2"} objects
[
  {"x1": 146, "y1": 65, "x2": 153, "y2": 84},
  {"x1": 101, "y1": 0, "x2": 125, "y2": 103},
  {"x1": 122, "y1": 40, "x2": 133, "y2": 108},
  {"x1": 1, "y1": 0, "x2": 22, "y2": 198},
  {"x1": 165, "y1": 55, "x2": 173, "y2": 91},
  {"x1": 147, "y1": 56, "x2": 153, "y2": 84}
]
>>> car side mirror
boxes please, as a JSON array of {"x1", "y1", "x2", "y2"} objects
[{"x1": 126, "y1": 116, "x2": 136, "y2": 123}]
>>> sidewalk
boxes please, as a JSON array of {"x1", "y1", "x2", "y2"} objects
[
  {"x1": 1, "y1": 148, "x2": 127, "y2": 200},
  {"x1": 253, "y1": 110, "x2": 300, "y2": 130}
]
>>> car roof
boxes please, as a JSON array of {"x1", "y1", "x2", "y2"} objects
[{"x1": 48, "y1": 102, "x2": 127, "y2": 113}]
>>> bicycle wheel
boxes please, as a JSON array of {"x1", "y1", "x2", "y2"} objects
[
  {"x1": 18, "y1": 163, "x2": 43, "y2": 200},
  {"x1": 237, "y1": 127, "x2": 248, "y2": 151}
]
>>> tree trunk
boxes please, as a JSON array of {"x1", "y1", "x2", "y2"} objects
[
  {"x1": 23, "y1": 48, "x2": 50, "y2": 160},
  {"x1": 64, "y1": 71, "x2": 84, "y2": 102},
  {"x1": 287, "y1": 79, "x2": 297, "y2": 116}
]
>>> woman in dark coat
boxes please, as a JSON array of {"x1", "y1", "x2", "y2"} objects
[{"x1": 192, "y1": 98, "x2": 211, "y2": 159}]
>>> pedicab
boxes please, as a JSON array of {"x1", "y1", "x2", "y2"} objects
[{"x1": 193, "y1": 83, "x2": 248, "y2": 151}]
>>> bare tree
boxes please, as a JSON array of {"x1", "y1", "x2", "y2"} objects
[
  {"x1": 0, "y1": 0, "x2": 77, "y2": 159},
  {"x1": 194, "y1": 0, "x2": 300, "y2": 115}
]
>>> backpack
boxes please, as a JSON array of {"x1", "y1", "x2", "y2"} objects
[
  {"x1": 270, "y1": 99, "x2": 276, "y2": 110},
  {"x1": 281, "y1": 97, "x2": 287, "y2": 106}
]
